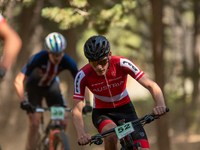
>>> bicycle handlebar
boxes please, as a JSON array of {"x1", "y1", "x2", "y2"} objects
[
  {"x1": 152, "y1": 107, "x2": 169, "y2": 117},
  {"x1": 35, "y1": 107, "x2": 72, "y2": 113},
  {"x1": 85, "y1": 107, "x2": 169, "y2": 146}
]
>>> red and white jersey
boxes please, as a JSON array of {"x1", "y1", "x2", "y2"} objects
[
  {"x1": 73, "y1": 56, "x2": 145, "y2": 108},
  {"x1": 0, "y1": 14, "x2": 6, "y2": 27}
]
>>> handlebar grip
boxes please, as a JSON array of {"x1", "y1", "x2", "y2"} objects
[
  {"x1": 166, "y1": 107, "x2": 169, "y2": 112},
  {"x1": 152, "y1": 107, "x2": 169, "y2": 117}
]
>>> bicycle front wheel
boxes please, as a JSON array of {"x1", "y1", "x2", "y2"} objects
[{"x1": 53, "y1": 131, "x2": 70, "y2": 150}]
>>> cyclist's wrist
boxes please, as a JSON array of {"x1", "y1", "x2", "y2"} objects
[
  {"x1": 20, "y1": 100, "x2": 26, "y2": 103},
  {"x1": 78, "y1": 132, "x2": 86, "y2": 138},
  {"x1": 86, "y1": 101, "x2": 90, "y2": 106},
  {"x1": 0, "y1": 67, "x2": 6, "y2": 79}
]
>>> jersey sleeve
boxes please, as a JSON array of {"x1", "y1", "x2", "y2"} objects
[
  {"x1": 73, "y1": 70, "x2": 87, "y2": 100},
  {"x1": 0, "y1": 14, "x2": 6, "y2": 27},
  {"x1": 120, "y1": 58, "x2": 145, "y2": 81},
  {"x1": 63, "y1": 54, "x2": 78, "y2": 78},
  {"x1": 21, "y1": 54, "x2": 38, "y2": 76}
]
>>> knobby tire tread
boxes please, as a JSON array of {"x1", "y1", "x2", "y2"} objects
[{"x1": 53, "y1": 131, "x2": 70, "y2": 150}]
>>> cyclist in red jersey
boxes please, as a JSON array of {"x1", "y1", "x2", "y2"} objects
[
  {"x1": 0, "y1": 14, "x2": 22, "y2": 79},
  {"x1": 72, "y1": 35, "x2": 167, "y2": 150}
]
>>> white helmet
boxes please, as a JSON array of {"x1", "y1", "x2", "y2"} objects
[{"x1": 44, "y1": 32, "x2": 67, "y2": 53}]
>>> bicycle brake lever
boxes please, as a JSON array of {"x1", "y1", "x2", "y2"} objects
[
  {"x1": 154, "y1": 116, "x2": 160, "y2": 119},
  {"x1": 94, "y1": 139, "x2": 103, "y2": 145},
  {"x1": 146, "y1": 116, "x2": 159, "y2": 124},
  {"x1": 89, "y1": 141, "x2": 95, "y2": 146},
  {"x1": 89, "y1": 139, "x2": 103, "y2": 146}
]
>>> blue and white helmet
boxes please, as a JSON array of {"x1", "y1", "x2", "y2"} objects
[{"x1": 44, "y1": 32, "x2": 67, "y2": 53}]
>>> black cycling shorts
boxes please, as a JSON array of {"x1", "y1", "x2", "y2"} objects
[
  {"x1": 25, "y1": 81, "x2": 67, "y2": 108},
  {"x1": 92, "y1": 101, "x2": 148, "y2": 141}
]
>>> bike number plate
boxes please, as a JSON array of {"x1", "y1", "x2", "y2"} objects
[
  {"x1": 115, "y1": 122, "x2": 134, "y2": 139},
  {"x1": 50, "y1": 106, "x2": 65, "y2": 120}
]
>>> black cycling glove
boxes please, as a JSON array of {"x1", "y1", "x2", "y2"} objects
[
  {"x1": 0, "y1": 67, "x2": 6, "y2": 79},
  {"x1": 82, "y1": 105, "x2": 92, "y2": 115},
  {"x1": 20, "y1": 101, "x2": 35, "y2": 113}
]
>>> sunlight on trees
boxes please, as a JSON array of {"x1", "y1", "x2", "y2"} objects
[{"x1": 0, "y1": 0, "x2": 199, "y2": 150}]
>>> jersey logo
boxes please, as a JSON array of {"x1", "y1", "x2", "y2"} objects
[
  {"x1": 93, "y1": 81, "x2": 124, "y2": 92},
  {"x1": 111, "y1": 71, "x2": 116, "y2": 77},
  {"x1": 76, "y1": 74, "x2": 81, "y2": 92},
  {"x1": 120, "y1": 58, "x2": 139, "y2": 75},
  {"x1": 75, "y1": 70, "x2": 85, "y2": 94},
  {"x1": 91, "y1": 81, "x2": 104, "y2": 87}
]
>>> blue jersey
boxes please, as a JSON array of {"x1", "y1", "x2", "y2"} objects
[{"x1": 21, "y1": 50, "x2": 78, "y2": 86}]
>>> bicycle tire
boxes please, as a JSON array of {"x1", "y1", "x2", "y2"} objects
[
  {"x1": 53, "y1": 131, "x2": 70, "y2": 150},
  {"x1": 37, "y1": 136, "x2": 49, "y2": 150},
  {"x1": 36, "y1": 132, "x2": 49, "y2": 150}
]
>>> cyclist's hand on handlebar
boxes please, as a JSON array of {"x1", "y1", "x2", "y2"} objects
[
  {"x1": 82, "y1": 105, "x2": 92, "y2": 115},
  {"x1": 0, "y1": 67, "x2": 6, "y2": 80},
  {"x1": 20, "y1": 101, "x2": 35, "y2": 113},
  {"x1": 78, "y1": 133, "x2": 91, "y2": 146},
  {"x1": 153, "y1": 106, "x2": 167, "y2": 116}
]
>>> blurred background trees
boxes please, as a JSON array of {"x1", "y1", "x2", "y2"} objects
[{"x1": 0, "y1": 0, "x2": 199, "y2": 150}]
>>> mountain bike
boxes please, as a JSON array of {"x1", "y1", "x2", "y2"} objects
[
  {"x1": 34, "y1": 106, "x2": 72, "y2": 150},
  {"x1": 88, "y1": 108, "x2": 169, "y2": 150}
]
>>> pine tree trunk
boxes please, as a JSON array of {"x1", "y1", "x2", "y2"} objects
[{"x1": 151, "y1": 0, "x2": 171, "y2": 150}]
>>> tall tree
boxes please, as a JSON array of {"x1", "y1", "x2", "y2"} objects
[
  {"x1": 150, "y1": 0, "x2": 170, "y2": 150},
  {"x1": 191, "y1": 0, "x2": 200, "y2": 117}
]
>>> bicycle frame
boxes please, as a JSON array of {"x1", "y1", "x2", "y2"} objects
[{"x1": 36, "y1": 106, "x2": 72, "y2": 150}]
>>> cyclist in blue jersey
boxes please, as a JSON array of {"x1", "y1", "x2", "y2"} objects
[
  {"x1": 14, "y1": 32, "x2": 91, "y2": 150},
  {"x1": 0, "y1": 13, "x2": 22, "y2": 79}
]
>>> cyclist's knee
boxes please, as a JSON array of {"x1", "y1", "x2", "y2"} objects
[
  {"x1": 29, "y1": 121, "x2": 40, "y2": 130},
  {"x1": 101, "y1": 122, "x2": 117, "y2": 132},
  {"x1": 60, "y1": 115, "x2": 68, "y2": 125},
  {"x1": 96, "y1": 115, "x2": 116, "y2": 133},
  {"x1": 105, "y1": 132, "x2": 118, "y2": 142},
  {"x1": 28, "y1": 114, "x2": 40, "y2": 130}
]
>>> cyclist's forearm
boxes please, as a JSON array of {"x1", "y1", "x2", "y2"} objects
[
  {"x1": 0, "y1": 23, "x2": 22, "y2": 70},
  {"x1": 146, "y1": 82, "x2": 167, "y2": 115},
  {"x1": 138, "y1": 75, "x2": 166, "y2": 107},
  {"x1": 148, "y1": 83, "x2": 165, "y2": 106},
  {"x1": 72, "y1": 110, "x2": 86, "y2": 137},
  {"x1": 72, "y1": 99, "x2": 86, "y2": 137},
  {"x1": 14, "y1": 81, "x2": 26, "y2": 102},
  {"x1": 73, "y1": 115, "x2": 85, "y2": 137},
  {"x1": 14, "y1": 73, "x2": 26, "y2": 102}
]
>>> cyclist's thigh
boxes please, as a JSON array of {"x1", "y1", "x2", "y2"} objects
[
  {"x1": 93, "y1": 114, "x2": 116, "y2": 133},
  {"x1": 25, "y1": 83, "x2": 43, "y2": 107},
  {"x1": 44, "y1": 81, "x2": 67, "y2": 107},
  {"x1": 101, "y1": 121, "x2": 117, "y2": 133}
]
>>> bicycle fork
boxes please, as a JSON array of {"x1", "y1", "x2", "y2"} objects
[{"x1": 49, "y1": 129, "x2": 61, "y2": 150}]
